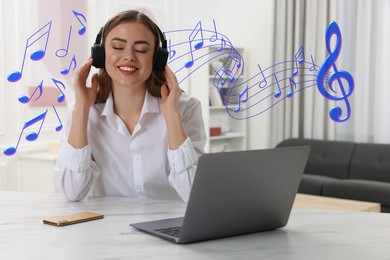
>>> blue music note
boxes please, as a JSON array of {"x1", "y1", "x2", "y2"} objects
[
  {"x1": 56, "y1": 25, "x2": 72, "y2": 58},
  {"x1": 18, "y1": 80, "x2": 44, "y2": 104},
  {"x1": 61, "y1": 54, "x2": 77, "y2": 75},
  {"x1": 168, "y1": 39, "x2": 176, "y2": 60},
  {"x1": 72, "y1": 10, "x2": 87, "y2": 35},
  {"x1": 230, "y1": 55, "x2": 241, "y2": 69},
  {"x1": 214, "y1": 70, "x2": 226, "y2": 87},
  {"x1": 3, "y1": 110, "x2": 48, "y2": 156},
  {"x1": 273, "y1": 73, "x2": 282, "y2": 98},
  {"x1": 209, "y1": 19, "x2": 226, "y2": 51},
  {"x1": 217, "y1": 38, "x2": 227, "y2": 52},
  {"x1": 286, "y1": 77, "x2": 296, "y2": 98},
  {"x1": 222, "y1": 69, "x2": 235, "y2": 83},
  {"x1": 309, "y1": 55, "x2": 316, "y2": 71},
  {"x1": 52, "y1": 78, "x2": 66, "y2": 103},
  {"x1": 292, "y1": 46, "x2": 304, "y2": 76},
  {"x1": 7, "y1": 21, "x2": 52, "y2": 82},
  {"x1": 210, "y1": 19, "x2": 219, "y2": 42},
  {"x1": 184, "y1": 21, "x2": 204, "y2": 68},
  {"x1": 234, "y1": 86, "x2": 248, "y2": 112},
  {"x1": 316, "y1": 21, "x2": 354, "y2": 122},
  {"x1": 257, "y1": 64, "x2": 267, "y2": 88},
  {"x1": 52, "y1": 106, "x2": 63, "y2": 131}
]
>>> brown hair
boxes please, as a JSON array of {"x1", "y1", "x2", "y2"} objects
[{"x1": 95, "y1": 10, "x2": 166, "y2": 104}]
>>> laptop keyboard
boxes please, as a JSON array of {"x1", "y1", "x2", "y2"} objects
[{"x1": 155, "y1": 226, "x2": 182, "y2": 238}]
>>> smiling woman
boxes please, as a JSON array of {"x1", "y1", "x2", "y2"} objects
[
  {"x1": 53, "y1": 10, "x2": 207, "y2": 202},
  {"x1": 104, "y1": 22, "x2": 156, "y2": 96}
]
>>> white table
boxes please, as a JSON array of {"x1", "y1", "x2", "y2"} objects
[{"x1": 1, "y1": 191, "x2": 390, "y2": 259}]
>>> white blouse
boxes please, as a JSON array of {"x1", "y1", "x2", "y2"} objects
[{"x1": 53, "y1": 91, "x2": 207, "y2": 202}]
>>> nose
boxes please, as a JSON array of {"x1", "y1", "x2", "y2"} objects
[{"x1": 124, "y1": 49, "x2": 136, "y2": 61}]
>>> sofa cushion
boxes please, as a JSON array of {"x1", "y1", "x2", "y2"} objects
[
  {"x1": 322, "y1": 179, "x2": 390, "y2": 211},
  {"x1": 276, "y1": 138, "x2": 356, "y2": 179},
  {"x1": 349, "y1": 143, "x2": 390, "y2": 183},
  {"x1": 298, "y1": 174, "x2": 337, "y2": 195}
]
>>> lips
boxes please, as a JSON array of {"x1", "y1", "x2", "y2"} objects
[{"x1": 118, "y1": 65, "x2": 138, "y2": 74}]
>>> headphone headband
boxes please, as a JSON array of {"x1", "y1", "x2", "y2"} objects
[
  {"x1": 155, "y1": 24, "x2": 167, "y2": 50},
  {"x1": 91, "y1": 22, "x2": 168, "y2": 70},
  {"x1": 94, "y1": 27, "x2": 103, "y2": 45}
]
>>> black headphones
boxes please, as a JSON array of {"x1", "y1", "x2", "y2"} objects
[{"x1": 91, "y1": 24, "x2": 169, "y2": 71}]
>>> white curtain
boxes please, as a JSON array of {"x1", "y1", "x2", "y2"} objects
[{"x1": 270, "y1": 0, "x2": 390, "y2": 146}]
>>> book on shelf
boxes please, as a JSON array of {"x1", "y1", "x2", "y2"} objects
[{"x1": 209, "y1": 87, "x2": 224, "y2": 107}]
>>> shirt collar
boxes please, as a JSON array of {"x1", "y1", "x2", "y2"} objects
[
  {"x1": 101, "y1": 91, "x2": 160, "y2": 125},
  {"x1": 101, "y1": 92, "x2": 116, "y2": 125},
  {"x1": 141, "y1": 89, "x2": 160, "y2": 114}
]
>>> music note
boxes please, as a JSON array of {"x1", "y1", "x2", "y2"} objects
[
  {"x1": 217, "y1": 38, "x2": 227, "y2": 52},
  {"x1": 234, "y1": 86, "x2": 248, "y2": 112},
  {"x1": 230, "y1": 55, "x2": 242, "y2": 68},
  {"x1": 184, "y1": 21, "x2": 204, "y2": 68},
  {"x1": 168, "y1": 39, "x2": 176, "y2": 60},
  {"x1": 56, "y1": 25, "x2": 72, "y2": 58},
  {"x1": 286, "y1": 77, "x2": 296, "y2": 98},
  {"x1": 52, "y1": 106, "x2": 63, "y2": 131},
  {"x1": 292, "y1": 46, "x2": 304, "y2": 77},
  {"x1": 51, "y1": 78, "x2": 66, "y2": 103},
  {"x1": 209, "y1": 19, "x2": 226, "y2": 51},
  {"x1": 61, "y1": 54, "x2": 77, "y2": 75},
  {"x1": 72, "y1": 10, "x2": 87, "y2": 35},
  {"x1": 309, "y1": 55, "x2": 316, "y2": 71},
  {"x1": 273, "y1": 74, "x2": 282, "y2": 98},
  {"x1": 18, "y1": 80, "x2": 44, "y2": 104},
  {"x1": 3, "y1": 110, "x2": 48, "y2": 156},
  {"x1": 223, "y1": 69, "x2": 235, "y2": 83},
  {"x1": 219, "y1": 55, "x2": 241, "y2": 84},
  {"x1": 316, "y1": 21, "x2": 354, "y2": 122},
  {"x1": 210, "y1": 19, "x2": 219, "y2": 42},
  {"x1": 257, "y1": 64, "x2": 267, "y2": 88},
  {"x1": 7, "y1": 21, "x2": 52, "y2": 82},
  {"x1": 214, "y1": 70, "x2": 226, "y2": 87}
]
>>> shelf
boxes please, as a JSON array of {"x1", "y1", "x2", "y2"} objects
[
  {"x1": 210, "y1": 106, "x2": 226, "y2": 110},
  {"x1": 190, "y1": 46, "x2": 247, "y2": 153},
  {"x1": 210, "y1": 132, "x2": 245, "y2": 141}
]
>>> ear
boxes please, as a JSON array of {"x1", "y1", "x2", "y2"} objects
[{"x1": 160, "y1": 84, "x2": 169, "y2": 98}]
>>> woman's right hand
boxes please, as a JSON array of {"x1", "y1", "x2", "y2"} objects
[
  {"x1": 74, "y1": 58, "x2": 99, "y2": 109},
  {"x1": 68, "y1": 58, "x2": 98, "y2": 149}
]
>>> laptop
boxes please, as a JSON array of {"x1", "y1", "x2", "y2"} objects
[{"x1": 130, "y1": 146, "x2": 310, "y2": 244}]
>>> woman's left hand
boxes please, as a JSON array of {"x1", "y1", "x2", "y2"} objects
[{"x1": 160, "y1": 66, "x2": 182, "y2": 117}]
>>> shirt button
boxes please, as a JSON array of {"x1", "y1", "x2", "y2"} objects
[{"x1": 134, "y1": 155, "x2": 139, "y2": 160}]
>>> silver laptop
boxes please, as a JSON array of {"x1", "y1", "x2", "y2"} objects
[{"x1": 130, "y1": 146, "x2": 310, "y2": 244}]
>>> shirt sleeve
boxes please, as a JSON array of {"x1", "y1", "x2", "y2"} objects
[
  {"x1": 53, "y1": 104, "x2": 100, "y2": 202},
  {"x1": 167, "y1": 96, "x2": 207, "y2": 202}
]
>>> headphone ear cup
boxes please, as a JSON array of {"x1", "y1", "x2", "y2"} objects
[
  {"x1": 91, "y1": 44, "x2": 105, "y2": 69},
  {"x1": 154, "y1": 47, "x2": 169, "y2": 71}
]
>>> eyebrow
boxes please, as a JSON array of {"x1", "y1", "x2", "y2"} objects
[{"x1": 111, "y1": 37, "x2": 150, "y2": 45}]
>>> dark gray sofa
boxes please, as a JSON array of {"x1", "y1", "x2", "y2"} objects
[{"x1": 276, "y1": 138, "x2": 390, "y2": 213}]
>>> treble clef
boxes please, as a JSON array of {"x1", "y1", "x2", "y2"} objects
[{"x1": 316, "y1": 21, "x2": 354, "y2": 122}]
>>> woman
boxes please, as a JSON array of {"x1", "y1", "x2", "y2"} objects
[{"x1": 53, "y1": 10, "x2": 207, "y2": 202}]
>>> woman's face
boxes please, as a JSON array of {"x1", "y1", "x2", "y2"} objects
[{"x1": 104, "y1": 22, "x2": 156, "y2": 90}]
